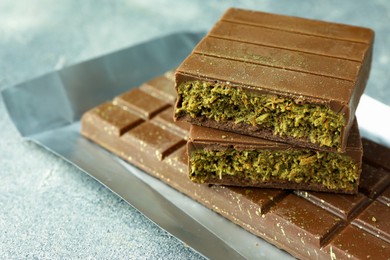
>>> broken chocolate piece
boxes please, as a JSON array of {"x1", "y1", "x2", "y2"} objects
[
  {"x1": 174, "y1": 8, "x2": 374, "y2": 152},
  {"x1": 187, "y1": 121, "x2": 362, "y2": 194},
  {"x1": 81, "y1": 72, "x2": 390, "y2": 259}
]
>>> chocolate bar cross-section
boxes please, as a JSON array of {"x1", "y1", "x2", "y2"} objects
[{"x1": 187, "y1": 121, "x2": 362, "y2": 194}]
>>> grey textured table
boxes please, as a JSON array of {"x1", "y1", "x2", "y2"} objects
[{"x1": 1, "y1": 1, "x2": 389, "y2": 259}]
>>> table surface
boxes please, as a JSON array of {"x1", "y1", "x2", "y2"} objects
[{"x1": 1, "y1": 1, "x2": 389, "y2": 259}]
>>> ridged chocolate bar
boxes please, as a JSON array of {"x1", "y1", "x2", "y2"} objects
[
  {"x1": 188, "y1": 122, "x2": 362, "y2": 194},
  {"x1": 174, "y1": 8, "x2": 374, "y2": 152},
  {"x1": 81, "y1": 73, "x2": 390, "y2": 259}
]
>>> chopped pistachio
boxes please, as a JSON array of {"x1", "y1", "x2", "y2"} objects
[
  {"x1": 190, "y1": 149, "x2": 358, "y2": 192},
  {"x1": 176, "y1": 81, "x2": 345, "y2": 149}
]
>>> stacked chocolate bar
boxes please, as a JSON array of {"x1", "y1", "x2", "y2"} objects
[
  {"x1": 81, "y1": 8, "x2": 390, "y2": 259},
  {"x1": 174, "y1": 8, "x2": 374, "y2": 194}
]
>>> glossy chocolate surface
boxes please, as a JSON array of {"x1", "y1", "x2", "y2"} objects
[
  {"x1": 81, "y1": 73, "x2": 390, "y2": 259},
  {"x1": 175, "y1": 8, "x2": 374, "y2": 152}
]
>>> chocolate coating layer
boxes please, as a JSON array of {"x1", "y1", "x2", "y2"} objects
[
  {"x1": 174, "y1": 8, "x2": 374, "y2": 152},
  {"x1": 81, "y1": 73, "x2": 390, "y2": 259}
]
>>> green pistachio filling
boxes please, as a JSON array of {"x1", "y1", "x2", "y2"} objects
[
  {"x1": 190, "y1": 149, "x2": 358, "y2": 191},
  {"x1": 176, "y1": 81, "x2": 345, "y2": 149}
]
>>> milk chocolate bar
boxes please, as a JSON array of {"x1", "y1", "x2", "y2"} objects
[
  {"x1": 81, "y1": 73, "x2": 390, "y2": 259},
  {"x1": 188, "y1": 121, "x2": 362, "y2": 194},
  {"x1": 174, "y1": 8, "x2": 374, "y2": 152}
]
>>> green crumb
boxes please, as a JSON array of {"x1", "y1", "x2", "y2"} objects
[
  {"x1": 176, "y1": 81, "x2": 345, "y2": 149},
  {"x1": 190, "y1": 149, "x2": 358, "y2": 192}
]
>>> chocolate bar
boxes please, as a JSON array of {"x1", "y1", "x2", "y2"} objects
[
  {"x1": 174, "y1": 8, "x2": 374, "y2": 152},
  {"x1": 188, "y1": 122, "x2": 362, "y2": 194},
  {"x1": 81, "y1": 73, "x2": 390, "y2": 259}
]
